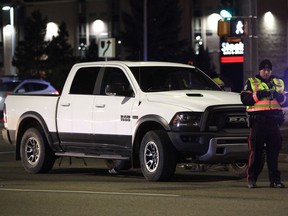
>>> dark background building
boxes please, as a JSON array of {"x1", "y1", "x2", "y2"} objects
[{"x1": 1, "y1": 0, "x2": 288, "y2": 92}]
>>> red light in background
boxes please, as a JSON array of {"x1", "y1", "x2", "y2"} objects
[{"x1": 221, "y1": 56, "x2": 244, "y2": 63}]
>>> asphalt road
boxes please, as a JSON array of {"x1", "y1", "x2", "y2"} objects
[
  {"x1": 1, "y1": 138, "x2": 288, "y2": 216},
  {"x1": 1, "y1": 102, "x2": 288, "y2": 216}
]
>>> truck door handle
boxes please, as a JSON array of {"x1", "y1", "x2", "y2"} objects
[
  {"x1": 60, "y1": 103, "x2": 70, "y2": 107},
  {"x1": 95, "y1": 104, "x2": 105, "y2": 108}
]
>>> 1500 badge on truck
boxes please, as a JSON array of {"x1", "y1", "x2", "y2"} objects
[{"x1": 2, "y1": 61, "x2": 250, "y2": 181}]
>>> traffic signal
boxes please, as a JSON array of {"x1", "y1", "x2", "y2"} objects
[
  {"x1": 230, "y1": 18, "x2": 245, "y2": 36},
  {"x1": 217, "y1": 19, "x2": 230, "y2": 36},
  {"x1": 220, "y1": 0, "x2": 234, "y2": 18},
  {"x1": 217, "y1": 18, "x2": 248, "y2": 37}
]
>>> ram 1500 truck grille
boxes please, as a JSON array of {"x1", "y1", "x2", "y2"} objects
[{"x1": 200, "y1": 104, "x2": 248, "y2": 132}]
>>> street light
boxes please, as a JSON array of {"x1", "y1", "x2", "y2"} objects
[
  {"x1": 2, "y1": 5, "x2": 16, "y2": 75},
  {"x1": 2, "y1": 6, "x2": 11, "y2": 11}
]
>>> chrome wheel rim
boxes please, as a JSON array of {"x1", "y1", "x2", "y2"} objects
[
  {"x1": 25, "y1": 137, "x2": 40, "y2": 165},
  {"x1": 233, "y1": 162, "x2": 247, "y2": 169},
  {"x1": 144, "y1": 141, "x2": 159, "y2": 172}
]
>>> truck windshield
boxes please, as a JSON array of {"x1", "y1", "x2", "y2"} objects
[{"x1": 130, "y1": 66, "x2": 222, "y2": 92}]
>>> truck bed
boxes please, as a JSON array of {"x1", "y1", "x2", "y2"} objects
[{"x1": 4, "y1": 94, "x2": 60, "y2": 134}]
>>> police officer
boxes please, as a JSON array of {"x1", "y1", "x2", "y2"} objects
[{"x1": 241, "y1": 59, "x2": 287, "y2": 188}]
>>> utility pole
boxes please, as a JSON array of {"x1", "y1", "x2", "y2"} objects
[
  {"x1": 143, "y1": 0, "x2": 147, "y2": 61},
  {"x1": 241, "y1": 0, "x2": 258, "y2": 82}
]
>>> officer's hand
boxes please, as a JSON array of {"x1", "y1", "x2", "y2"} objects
[
  {"x1": 273, "y1": 91, "x2": 285, "y2": 102},
  {"x1": 256, "y1": 90, "x2": 271, "y2": 99}
]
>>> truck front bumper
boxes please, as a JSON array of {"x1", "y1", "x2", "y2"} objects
[{"x1": 196, "y1": 136, "x2": 249, "y2": 162}]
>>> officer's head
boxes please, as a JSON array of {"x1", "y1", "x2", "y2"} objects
[{"x1": 259, "y1": 59, "x2": 272, "y2": 80}]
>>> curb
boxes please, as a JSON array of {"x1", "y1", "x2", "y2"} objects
[{"x1": 279, "y1": 153, "x2": 288, "y2": 163}]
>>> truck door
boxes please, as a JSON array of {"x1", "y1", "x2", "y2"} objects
[
  {"x1": 57, "y1": 67, "x2": 100, "y2": 152},
  {"x1": 92, "y1": 66, "x2": 136, "y2": 157}
]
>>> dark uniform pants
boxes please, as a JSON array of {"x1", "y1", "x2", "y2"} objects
[{"x1": 247, "y1": 117, "x2": 282, "y2": 183}]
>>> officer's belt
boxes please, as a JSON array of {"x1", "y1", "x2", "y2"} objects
[{"x1": 250, "y1": 114, "x2": 281, "y2": 123}]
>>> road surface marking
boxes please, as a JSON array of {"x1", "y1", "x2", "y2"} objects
[{"x1": 0, "y1": 188, "x2": 180, "y2": 197}]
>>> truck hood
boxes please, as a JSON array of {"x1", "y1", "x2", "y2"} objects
[{"x1": 145, "y1": 90, "x2": 243, "y2": 111}]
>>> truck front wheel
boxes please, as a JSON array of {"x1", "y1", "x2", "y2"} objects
[
  {"x1": 227, "y1": 162, "x2": 248, "y2": 178},
  {"x1": 20, "y1": 128, "x2": 55, "y2": 173},
  {"x1": 228, "y1": 153, "x2": 265, "y2": 178},
  {"x1": 140, "y1": 130, "x2": 177, "y2": 181}
]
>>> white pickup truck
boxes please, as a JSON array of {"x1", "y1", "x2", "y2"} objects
[{"x1": 2, "y1": 61, "x2": 249, "y2": 181}]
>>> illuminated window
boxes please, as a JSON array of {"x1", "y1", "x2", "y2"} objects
[{"x1": 45, "y1": 22, "x2": 59, "y2": 41}]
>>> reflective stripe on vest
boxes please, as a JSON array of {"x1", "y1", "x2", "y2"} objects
[
  {"x1": 246, "y1": 77, "x2": 283, "y2": 112},
  {"x1": 272, "y1": 79, "x2": 285, "y2": 93}
]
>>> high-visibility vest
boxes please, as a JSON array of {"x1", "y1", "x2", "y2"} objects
[
  {"x1": 212, "y1": 77, "x2": 225, "y2": 87},
  {"x1": 246, "y1": 77, "x2": 284, "y2": 112}
]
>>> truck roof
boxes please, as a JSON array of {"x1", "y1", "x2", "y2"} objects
[{"x1": 72, "y1": 61, "x2": 196, "y2": 68}]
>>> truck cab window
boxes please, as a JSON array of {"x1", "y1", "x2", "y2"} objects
[
  {"x1": 100, "y1": 67, "x2": 133, "y2": 96},
  {"x1": 70, "y1": 67, "x2": 100, "y2": 95}
]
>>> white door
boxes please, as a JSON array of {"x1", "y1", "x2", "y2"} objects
[
  {"x1": 57, "y1": 67, "x2": 101, "y2": 152},
  {"x1": 92, "y1": 67, "x2": 136, "y2": 156}
]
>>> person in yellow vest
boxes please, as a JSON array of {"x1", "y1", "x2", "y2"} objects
[
  {"x1": 209, "y1": 65, "x2": 225, "y2": 88},
  {"x1": 241, "y1": 59, "x2": 288, "y2": 188}
]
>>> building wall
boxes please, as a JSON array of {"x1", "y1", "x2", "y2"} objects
[
  {"x1": 178, "y1": 0, "x2": 193, "y2": 46},
  {"x1": 25, "y1": 0, "x2": 77, "y2": 49},
  {"x1": 1, "y1": 0, "x2": 288, "y2": 80},
  {"x1": 24, "y1": 0, "x2": 113, "y2": 54},
  {"x1": 257, "y1": 0, "x2": 288, "y2": 77},
  {"x1": 25, "y1": 0, "x2": 195, "y2": 56},
  {"x1": 201, "y1": 0, "x2": 222, "y2": 72}
]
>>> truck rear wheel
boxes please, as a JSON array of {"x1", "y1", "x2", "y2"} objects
[
  {"x1": 20, "y1": 128, "x2": 55, "y2": 173},
  {"x1": 140, "y1": 130, "x2": 177, "y2": 181}
]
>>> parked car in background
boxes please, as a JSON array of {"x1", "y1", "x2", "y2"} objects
[
  {"x1": 0, "y1": 75, "x2": 19, "y2": 83},
  {"x1": 0, "y1": 79, "x2": 59, "y2": 117}
]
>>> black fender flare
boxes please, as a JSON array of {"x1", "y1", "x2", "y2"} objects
[
  {"x1": 133, "y1": 114, "x2": 171, "y2": 141},
  {"x1": 15, "y1": 111, "x2": 60, "y2": 159},
  {"x1": 131, "y1": 114, "x2": 171, "y2": 167}
]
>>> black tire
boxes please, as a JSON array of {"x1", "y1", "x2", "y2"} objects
[
  {"x1": 20, "y1": 128, "x2": 55, "y2": 173},
  {"x1": 227, "y1": 162, "x2": 248, "y2": 178},
  {"x1": 139, "y1": 130, "x2": 177, "y2": 181},
  {"x1": 228, "y1": 154, "x2": 265, "y2": 178}
]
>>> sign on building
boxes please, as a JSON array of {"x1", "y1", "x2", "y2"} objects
[{"x1": 220, "y1": 37, "x2": 244, "y2": 64}]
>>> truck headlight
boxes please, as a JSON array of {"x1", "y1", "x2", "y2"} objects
[{"x1": 169, "y1": 112, "x2": 202, "y2": 131}]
